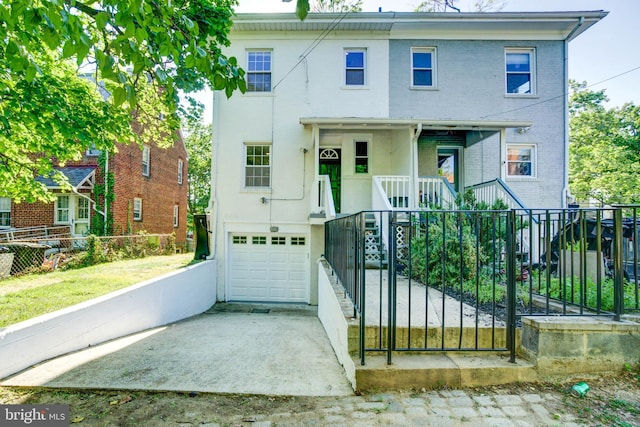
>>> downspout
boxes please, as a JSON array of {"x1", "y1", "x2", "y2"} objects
[
  {"x1": 562, "y1": 17, "x2": 584, "y2": 208},
  {"x1": 207, "y1": 91, "x2": 220, "y2": 260}
]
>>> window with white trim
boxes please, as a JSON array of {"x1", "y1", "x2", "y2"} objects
[
  {"x1": 411, "y1": 47, "x2": 436, "y2": 87},
  {"x1": 245, "y1": 144, "x2": 271, "y2": 187},
  {"x1": 55, "y1": 195, "x2": 70, "y2": 223},
  {"x1": 77, "y1": 197, "x2": 89, "y2": 221},
  {"x1": 142, "y1": 145, "x2": 150, "y2": 176},
  {"x1": 355, "y1": 140, "x2": 369, "y2": 174},
  {"x1": 133, "y1": 198, "x2": 143, "y2": 221},
  {"x1": 247, "y1": 50, "x2": 272, "y2": 92},
  {"x1": 344, "y1": 49, "x2": 366, "y2": 86},
  {"x1": 506, "y1": 48, "x2": 535, "y2": 95},
  {"x1": 507, "y1": 144, "x2": 536, "y2": 177},
  {"x1": 178, "y1": 159, "x2": 184, "y2": 184},
  {"x1": 173, "y1": 205, "x2": 179, "y2": 228},
  {"x1": 0, "y1": 197, "x2": 10, "y2": 228}
]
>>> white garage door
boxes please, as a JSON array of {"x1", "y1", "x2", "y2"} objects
[{"x1": 228, "y1": 234, "x2": 309, "y2": 303}]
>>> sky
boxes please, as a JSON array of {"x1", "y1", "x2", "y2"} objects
[{"x1": 193, "y1": 0, "x2": 640, "y2": 119}]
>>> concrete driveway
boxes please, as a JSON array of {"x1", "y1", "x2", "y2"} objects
[{"x1": 2, "y1": 303, "x2": 354, "y2": 397}]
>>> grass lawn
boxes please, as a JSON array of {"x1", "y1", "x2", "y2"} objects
[{"x1": 0, "y1": 253, "x2": 196, "y2": 328}]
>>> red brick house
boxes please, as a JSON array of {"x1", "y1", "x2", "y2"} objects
[{"x1": 1, "y1": 133, "x2": 189, "y2": 246}]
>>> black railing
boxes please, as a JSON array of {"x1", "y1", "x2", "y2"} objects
[{"x1": 324, "y1": 206, "x2": 640, "y2": 365}]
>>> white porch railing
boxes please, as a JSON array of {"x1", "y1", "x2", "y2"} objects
[
  {"x1": 372, "y1": 176, "x2": 458, "y2": 210},
  {"x1": 312, "y1": 175, "x2": 336, "y2": 222},
  {"x1": 465, "y1": 178, "x2": 531, "y2": 212}
]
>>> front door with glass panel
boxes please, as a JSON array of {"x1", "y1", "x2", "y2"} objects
[
  {"x1": 56, "y1": 195, "x2": 90, "y2": 237},
  {"x1": 437, "y1": 147, "x2": 461, "y2": 192},
  {"x1": 319, "y1": 149, "x2": 341, "y2": 214}
]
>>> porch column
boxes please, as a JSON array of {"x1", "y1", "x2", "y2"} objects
[
  {"x1": 410, "y1": 124, "x2": 422, "y2": 209},
  {"x1": 499, "y1": 128, "x2": 506, "y2": 181},
  {"x1": 311, "y1": 124, "x2": 320, "y2": 214}
]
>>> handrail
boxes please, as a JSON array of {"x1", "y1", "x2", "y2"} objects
[
  {"x1": 0, "y1": 225, "x2": 72, "y2": 242},
  {"x1": 465, "y1": 178, "x2": 529, "y2": 211},
  {"x1": 312, "y1": 175, "x2": 336, "y2": 220}
]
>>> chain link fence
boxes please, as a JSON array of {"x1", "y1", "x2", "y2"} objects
[{"x1": 0, "y1": 233, "x2": 178, "y2": 279}]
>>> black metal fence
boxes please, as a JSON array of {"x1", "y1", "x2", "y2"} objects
[{"x1": 324, "y1": 206, "x2": 640, "y2": 365}]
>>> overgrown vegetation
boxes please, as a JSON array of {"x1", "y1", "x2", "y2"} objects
[
  {"x1": 67, "y1": 232, "x2": 177, "y2": 269},
  {"x1": 404, "y1": 192, "x2": 523, "y2": 304}
]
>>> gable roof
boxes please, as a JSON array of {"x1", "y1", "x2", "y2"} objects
[
  {"x1": 231, "y1": 11, "x2": 607, "y2": 42},
  {"x1": 36, "y1": 166, "x2": 96, "y2": 190}
]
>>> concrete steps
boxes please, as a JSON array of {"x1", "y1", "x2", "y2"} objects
[{"x1": 354, "y1": 352, "x2": 538, "y2": 392}]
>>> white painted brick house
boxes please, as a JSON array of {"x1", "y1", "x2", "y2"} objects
[{"x1": 209, "y1": 11, "x2": 606, "y2": 304}]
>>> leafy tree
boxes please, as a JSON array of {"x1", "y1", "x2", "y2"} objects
[
  {"x1": 413, "y1": 0, "x2": 505, "y2": 12},
  {"x1": 311, "y1": 0, "x2": 362, "y2": 13},
  {"x1": 1, "y1": 0, "x2": 244, "y2": 202},
  {"x1": 182, "y1": 104, "x2": 213, "y2": 231},
  {"x1": 569, "y1": 81, "x2": 640, "y2": 205}
]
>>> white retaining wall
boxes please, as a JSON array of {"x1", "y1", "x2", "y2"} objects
[
  {"x1": 317, "y1": 262, "x2": 356, "y2": 390},
  {"x1": 0, "y1": 260, "x2": 216, "y2": 380}
]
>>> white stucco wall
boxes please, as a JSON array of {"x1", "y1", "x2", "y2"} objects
[{"x1": 0, "y1": 261, "x2": 216, "y2": 380}]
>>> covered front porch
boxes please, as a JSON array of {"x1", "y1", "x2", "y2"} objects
[{"x1": 303, "y1": 117, "x2": 533, "y2": 222}]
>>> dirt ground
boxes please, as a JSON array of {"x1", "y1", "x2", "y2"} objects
[{"x1": 1, "y1": 370, "x2": 638, "y2": 426}]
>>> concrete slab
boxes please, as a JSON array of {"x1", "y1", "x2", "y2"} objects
[{"x1": 1, "y1": 303, "x2": 354, "y2": 397}]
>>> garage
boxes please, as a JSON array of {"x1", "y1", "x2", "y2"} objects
[{"x1": 228, "y1": 234, "x2": 309, "y2": 303}]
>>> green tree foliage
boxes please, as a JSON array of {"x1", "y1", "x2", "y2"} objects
[
  {"x1": 311, "y1": 0, "x2": 362, "y2": 13},
  {"x1": 413, "y1": 0, "x2": 505, "y2": 13},
  {"x1": 569, "y1": 81, "x2": 640, "y2": 205},
  {"x1": 1, "y1": 0, "x2": 244, "y2": 202},
  {"x1": 182, "y1": 104, "x2": 213, "y2": 231}
]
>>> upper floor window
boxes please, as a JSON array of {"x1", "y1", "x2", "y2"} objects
[
  {"x1": 133, "y1": 197, "x2": 143, "y2": 221},
  {"x1": 247, "y1": 50, "x2": 272, "y2": 92},
  {"x1": 411, "y1": 47, "x2": 436, "y2": 87},
  {"x1": 506, "y1": 48, "x2": 535, "y2": 95},
  {"x1": 142, "y1": 145, "x2": 150, "y2": 176},
  {"x1": 55, "y1": 195, "x2": 70, "y2": 223},
  {"x1": 344, "y1": 49, "x2": 366, "y2": 86},
  {"x1": 178, "y1": 159, "x2": 184, "y2": 185},
  {"x1": 245, "y1": 144, "x2": 271, "y2": 188},
  {"x1": 355, "y1": 140, "x2": 369, "y2": 173},
  {"x1": 507, "y1": 144, "x2": 536, "y2": 178},
  {"x1": 0, "y1": 197, "x2": 10, "y2": 228}
]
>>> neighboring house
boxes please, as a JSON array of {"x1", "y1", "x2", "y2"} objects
[
  {"x1": 1, "y1": 133, "x2": 189, "y2": 246},
  {"x1": 210, "y1": 11, "x2": 606, "y2": 304}
]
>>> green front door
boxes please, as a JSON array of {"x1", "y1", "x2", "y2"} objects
[{"x1": 319, "y1": 149, "x2": 341, "y2": 214}]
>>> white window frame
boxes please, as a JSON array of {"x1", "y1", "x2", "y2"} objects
[
  {"x1": 505, "y1": 48, "x2": 536, "y2": 96},
  {"x1": 354, "y1": 140, "x2": 369, "y2": 174},
  {"x1": 0, "y1": 197, "x2": 10, "y2": 228},
  {"x1": 344, "y1": 48, "x2": 366, "y2": 87},
  {"x1": 506, "y1": 144, "x2": 536, "y2": 178},
  {"x1": 178, "y1": 159, "x2": 184, "y2": 185},
  {"x1": 133, "y1": 198, "x2": 143, "y2": 221},
  {"x1": 246, "y1": 50, "x2": 272, "y2": 93},
  {"x1": 54, "y1": 195, "x2": 70, "y2": 224},
  {"x1": 142, "y1": 145, "x2": 150, "y2": 176},
  {"x1": 173, "y1": 205, "x2": 179, "y2": 228},
  {"x1": 411, "y1": 47, "x2": 437, "y2": 88},
  {"x1": 244, "y1": 144, "x2": 271, "y2": 188}
]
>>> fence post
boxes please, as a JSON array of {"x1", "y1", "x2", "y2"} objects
[
  {"x1": 358, "y1": 213, "x2": 366, "y2": 366},
  {"x1": 505, "y1": 209, "x2": 517, "y2": 363},
  {"x1": 387, "y1": 211, "x2": 396, "y2": 365},
  {"x1": 613, "y1": 208, "x2": 624, "y2": 321}
]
